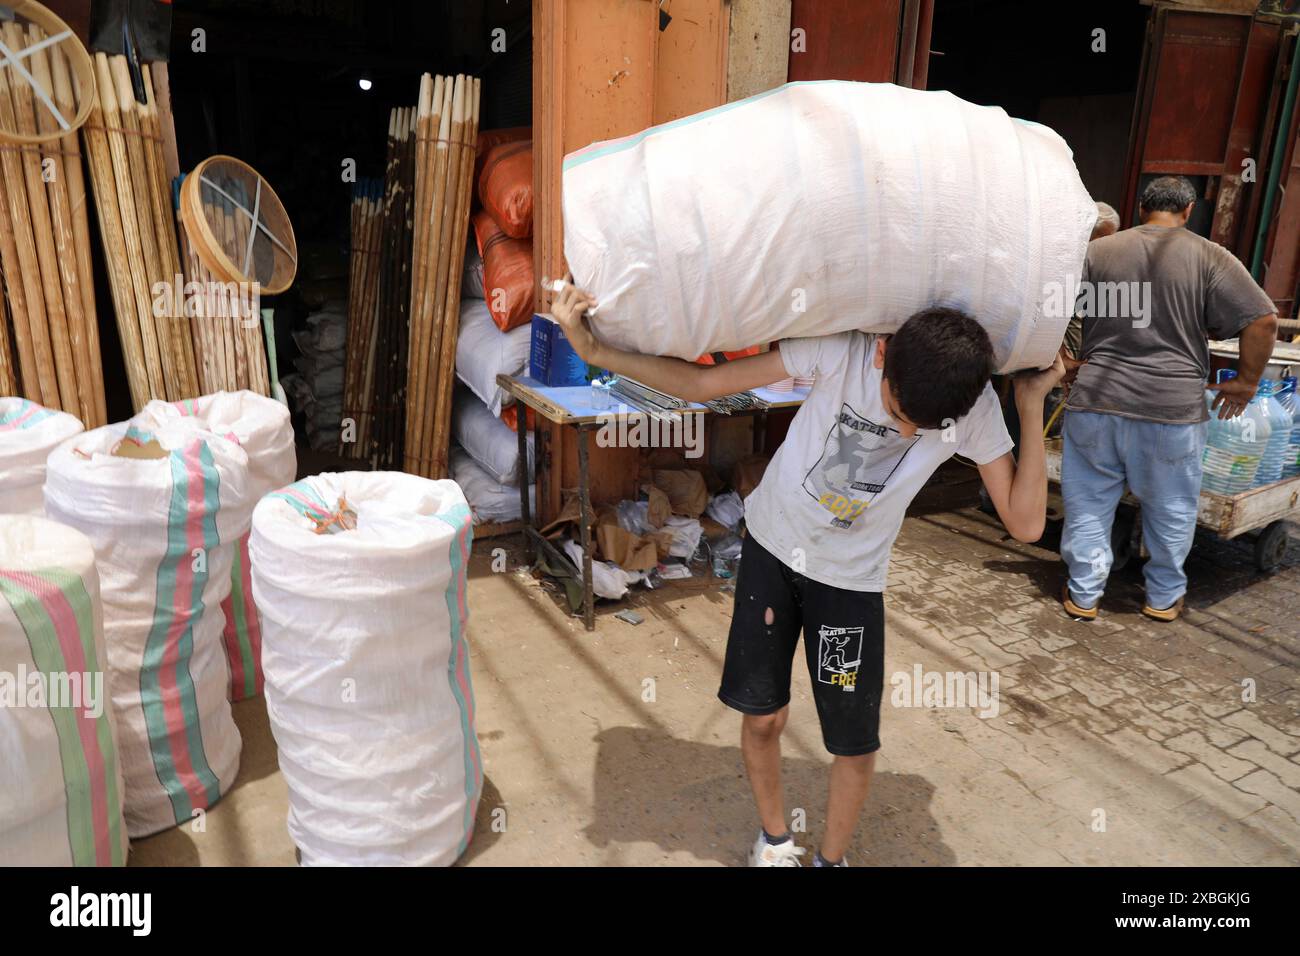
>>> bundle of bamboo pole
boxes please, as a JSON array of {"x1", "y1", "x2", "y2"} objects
[
  {"x1": 405, "y1": 73, "x2": 481, "y2": 479},
  {"x1": 0, "y1": 20, "x2": 105, "y2": 424},
  {"x1": 339, "y1": 177, "x2": 383, "y2": 459},
  {"x1": 367, "y1": 107, "x2": 417, "y2": 470},
  {"x1": 176, "y1": 191, "x2": 272, "y2": 398},
  {"x1": 82, "y1": 51, "x2": 197, "y2": 409}
]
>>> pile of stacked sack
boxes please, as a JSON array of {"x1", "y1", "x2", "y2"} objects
[
  {"x1": 283, "y1": 302, "x2": 348, "y2": 450},
  {"x1": 0, "y1": 393, "x2": 480, "y2": 866},
  {"x1": 453, "y1": 126, "x2": 537, "y2": 523}
]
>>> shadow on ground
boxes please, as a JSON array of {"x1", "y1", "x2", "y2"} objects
[{"x1": 581, "y1": 725, "x2": 956, "y2": 866}]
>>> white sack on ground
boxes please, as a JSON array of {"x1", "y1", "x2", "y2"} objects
[
  {"x1": 0, "y1": 399, "x2": 84, "y2": 515},
  {"x1": 132, "y1": 392, "x2": 297, "y2": 702},
  {"x1": 250, "y1": 472, "x2": 482, "y2": 866},
  {"x1": 43, "y1": 421, "x2": 250, "y2": 837},
  {"x1": 451, "y1": 448, "x2": 533, "y2": 524},
  {"x1": 563, "y1": 81, "x2": 1096, "y2": 373},
  {"x1": 0, "y1": 515, "x2": 128, "y2": 866},
  {"x1": 456, "y1": 297, "x2": 530, "y2": 416},
  {"x1": 453, "y1": 387, "x2": 534, "y2": 486}
]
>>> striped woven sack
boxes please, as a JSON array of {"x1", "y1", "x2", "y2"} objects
[
  {"x1": 44, "y1": 420, "x2": 254, "y2": 837},
  {"x1": 0, "y1": 515, "x2": 128, "y2": 865},
  {"x1": 134, "y1": 392, "x2": 296, "y2": 702},
  {"x1": 0, "y1": 398, "x2": 84, "y2": 515}
]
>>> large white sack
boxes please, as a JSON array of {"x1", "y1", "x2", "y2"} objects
[
  {"x1": 563, "y1": 81, "x2": 1096, "y2": 373},
  {"x1": 133, "y1": 392, "x2": 297, "y2": 701},
  {"x1": 44, "y1": 420, "x2": 251, "y2": 837},
  {"x1": 451, "y1": 447, "x2": 534, "y2": 524},
  {"x1": 456, "y1": 297, "x2": 530, "y2": 416},
  {"x1": 0, "y1": 515, "x2": 128, "y2": 866},
  {"x1": 0, "y1": 398, "x2": 84, "y2": 515},
  {"x1": 453, "y1": 387, "x2": 534, "y2": 486},
  {"x1": 249, "y1": 472, "x2": 482, "y2": 866}
]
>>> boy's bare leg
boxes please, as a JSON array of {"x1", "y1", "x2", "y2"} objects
[
  {"x1": 821, "y1": 752, "x2": 877, "y2": 862},
  {"x1": 741, "y1": 707, "x2": 790, "y2": 836}
]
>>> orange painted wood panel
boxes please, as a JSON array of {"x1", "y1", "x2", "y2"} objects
[{"x1": 654, "y1": 0, "x2": 730, "y2": 124}]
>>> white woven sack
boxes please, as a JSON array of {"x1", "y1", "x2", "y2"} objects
[
  {"x1": 0, "y1": 515, "x2": 128, "y2": 865},
  {"x1": 452, "y1": 388, "x2": 533, "y2": 486},
  {"x1": 249, "y1": 472, "x2": 482, "y2": 866},
  {"x1": 0, "y1": 398, "x2": 84, "y2": 515},
  {"x1": 456, "y1": 297, "x2": 530, "y2": 416},
  {"x1": 563, "y1": 81, "x2": 1096, "y2": 373},
  {"x1": 132, "y1": 392, "x2": 297, "y2": 701},
  {"x1": 43, "y1": 420, "x2": 251, "y2": 837}
]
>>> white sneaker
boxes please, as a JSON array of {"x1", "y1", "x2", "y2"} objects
[{"x1": 748, "y1": 830, "x2": 807, "y2": 867}]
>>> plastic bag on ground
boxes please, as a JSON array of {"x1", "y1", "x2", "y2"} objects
[{"x1": 249, "y1": 472, "x2": 481, "y2": 866}]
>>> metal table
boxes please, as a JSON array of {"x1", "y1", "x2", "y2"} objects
[{"x1": 496, "y1": 374, "x2": 808, "y2": 629}]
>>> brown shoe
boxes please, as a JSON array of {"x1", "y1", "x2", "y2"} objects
[
  {"x1": 1142, "y1": 597, "x2": 1185, "y2": 622},
  {"x1": 1062, "y1": 586, "x2": 1097, "y2": 621}
]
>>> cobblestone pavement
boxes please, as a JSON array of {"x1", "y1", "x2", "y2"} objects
[
  {"x1": 881, "y1": 473, "x2": 1300, "y2": 865},
  {"x1": 457, "y1": 468, "x2": 1298, "y2": 866},
  {"x1": 129, "y1": 469, "x2": 1299, "y2": 866}
]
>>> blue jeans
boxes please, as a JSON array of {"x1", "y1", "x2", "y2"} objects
[{"x1": 1060, "y1": 411, "x2": 1207, "y2": 610}]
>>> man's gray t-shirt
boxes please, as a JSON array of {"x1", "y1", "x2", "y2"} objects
[{"x1": 1066, "y1": 224, "x2": 1275, "y2": 424}]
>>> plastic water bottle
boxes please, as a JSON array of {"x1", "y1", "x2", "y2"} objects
[
  {"x1": 1254, "y1": 379, "x2": 1293, "y2": 487},
  {"x1": 1279, "y1": 376, "x2": 1300, "y2": 480},
  {"x1": 1201, "y1": 372, "x2": 1271, "y2": 495}
]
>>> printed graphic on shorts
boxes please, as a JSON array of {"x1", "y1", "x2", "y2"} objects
[
  {"x1": 802, "y1": 403, "x2": 918, "y2": 528},
  {"x1": 817, "y1": 625, "x2": 863, "y2": 692}
]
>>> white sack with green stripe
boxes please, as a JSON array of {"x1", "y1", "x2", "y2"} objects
[
  {"x1": 0, "y1": 515, "x2": 129, "y2": 865},
  {"x1": 43, "y1": 421, "x2": 252, "y2": 837},
  {"x1": 132, "y1": 392, "x2": 296, "y2": 702},
  {"x1": 562, "y1": 81, "x2": 1096, "y2": 373},
  {"x1": 0, "y1": 398, "x2": 84, "y2": 515},
  {"x1": 250, "y1": 472, "x2": 482, "y2": 866}
]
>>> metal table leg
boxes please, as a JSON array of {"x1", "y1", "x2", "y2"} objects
[
  {"x1": 577, "y1": 425, "x2": 596, "y2": 631},
  {"x1": 519, "y1": 406, "x2": 535, "y2": 563}
]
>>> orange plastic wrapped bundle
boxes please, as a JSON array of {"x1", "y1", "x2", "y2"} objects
[
  {"x1": 478, "y1": 141, "x2": 532, "y2": 239},
  {"x1": 472, "y1": 209, "x2": 534, "y2": 332},
  {"x1": 475, "y1": 126, "x2": 530, "y2": 184}
]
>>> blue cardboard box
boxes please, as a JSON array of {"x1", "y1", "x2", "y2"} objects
[{"x1": 529, "y1": 314, "x2": 589, "y2": 386}]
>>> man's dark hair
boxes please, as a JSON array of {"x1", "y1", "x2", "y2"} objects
[
  {"x1": 883, "y1": 308, "x2": 994, "y2": 429},
  {"x1": 1140, "y1": 175, "x2": 1196, "y2": 214}
]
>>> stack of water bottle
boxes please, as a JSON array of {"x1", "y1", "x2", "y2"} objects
[{"x1": 1202, "y1": 372, "x2": 1300, "y2": 494}]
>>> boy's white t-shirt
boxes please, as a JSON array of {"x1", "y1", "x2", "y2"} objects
[{"x1": 744, "y1": 332, "x2": 1014, "y2": 592}]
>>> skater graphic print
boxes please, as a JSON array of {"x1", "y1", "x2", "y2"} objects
[{"x1": 802, "y1": 403, "x2": 919, "y2": 528}]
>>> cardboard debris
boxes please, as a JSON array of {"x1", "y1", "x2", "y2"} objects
[
  {"x1": 641, "y1": 483, "x2": 670, "y2": 528},
  {"x1": 596, "y1": 508, "x2": 659, "y2": 571},
  {"x1": 652, "y1": 469, "x2": 708, "y2": 518},
  {"x1": 732, "y1": 455, "x2": 769, "y2": 500}
]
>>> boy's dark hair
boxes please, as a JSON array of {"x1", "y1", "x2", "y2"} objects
[
  {"x1": 883, "y1": 308, "x2": 994, "y2": 429},
  {"x1": 1140, "y1": 175, "x2": 1196, "y2": 214}
]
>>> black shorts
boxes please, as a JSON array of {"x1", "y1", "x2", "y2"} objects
[{"x1": 717, "y1": 534, "x2": 885, "y2": 756}]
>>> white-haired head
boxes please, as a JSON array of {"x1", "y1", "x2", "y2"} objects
[{"x1": 1091, "y1": 202, "x2": 1120, "y2": 240}]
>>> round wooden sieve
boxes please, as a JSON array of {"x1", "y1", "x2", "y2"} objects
[
  {"x1": 180, "y1": 155, "x2": 299, "y2": 295},
  {"x1": 0, "y1": 0, "x2": 95, "y2": 145}
]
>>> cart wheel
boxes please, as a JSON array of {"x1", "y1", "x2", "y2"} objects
[
  {"x1": 1111, "y1": 508, "x2": 1136, "y2": 572},
  {"x1": 1254, "y1": 521, "x2": 1289, "y2": 572}
]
